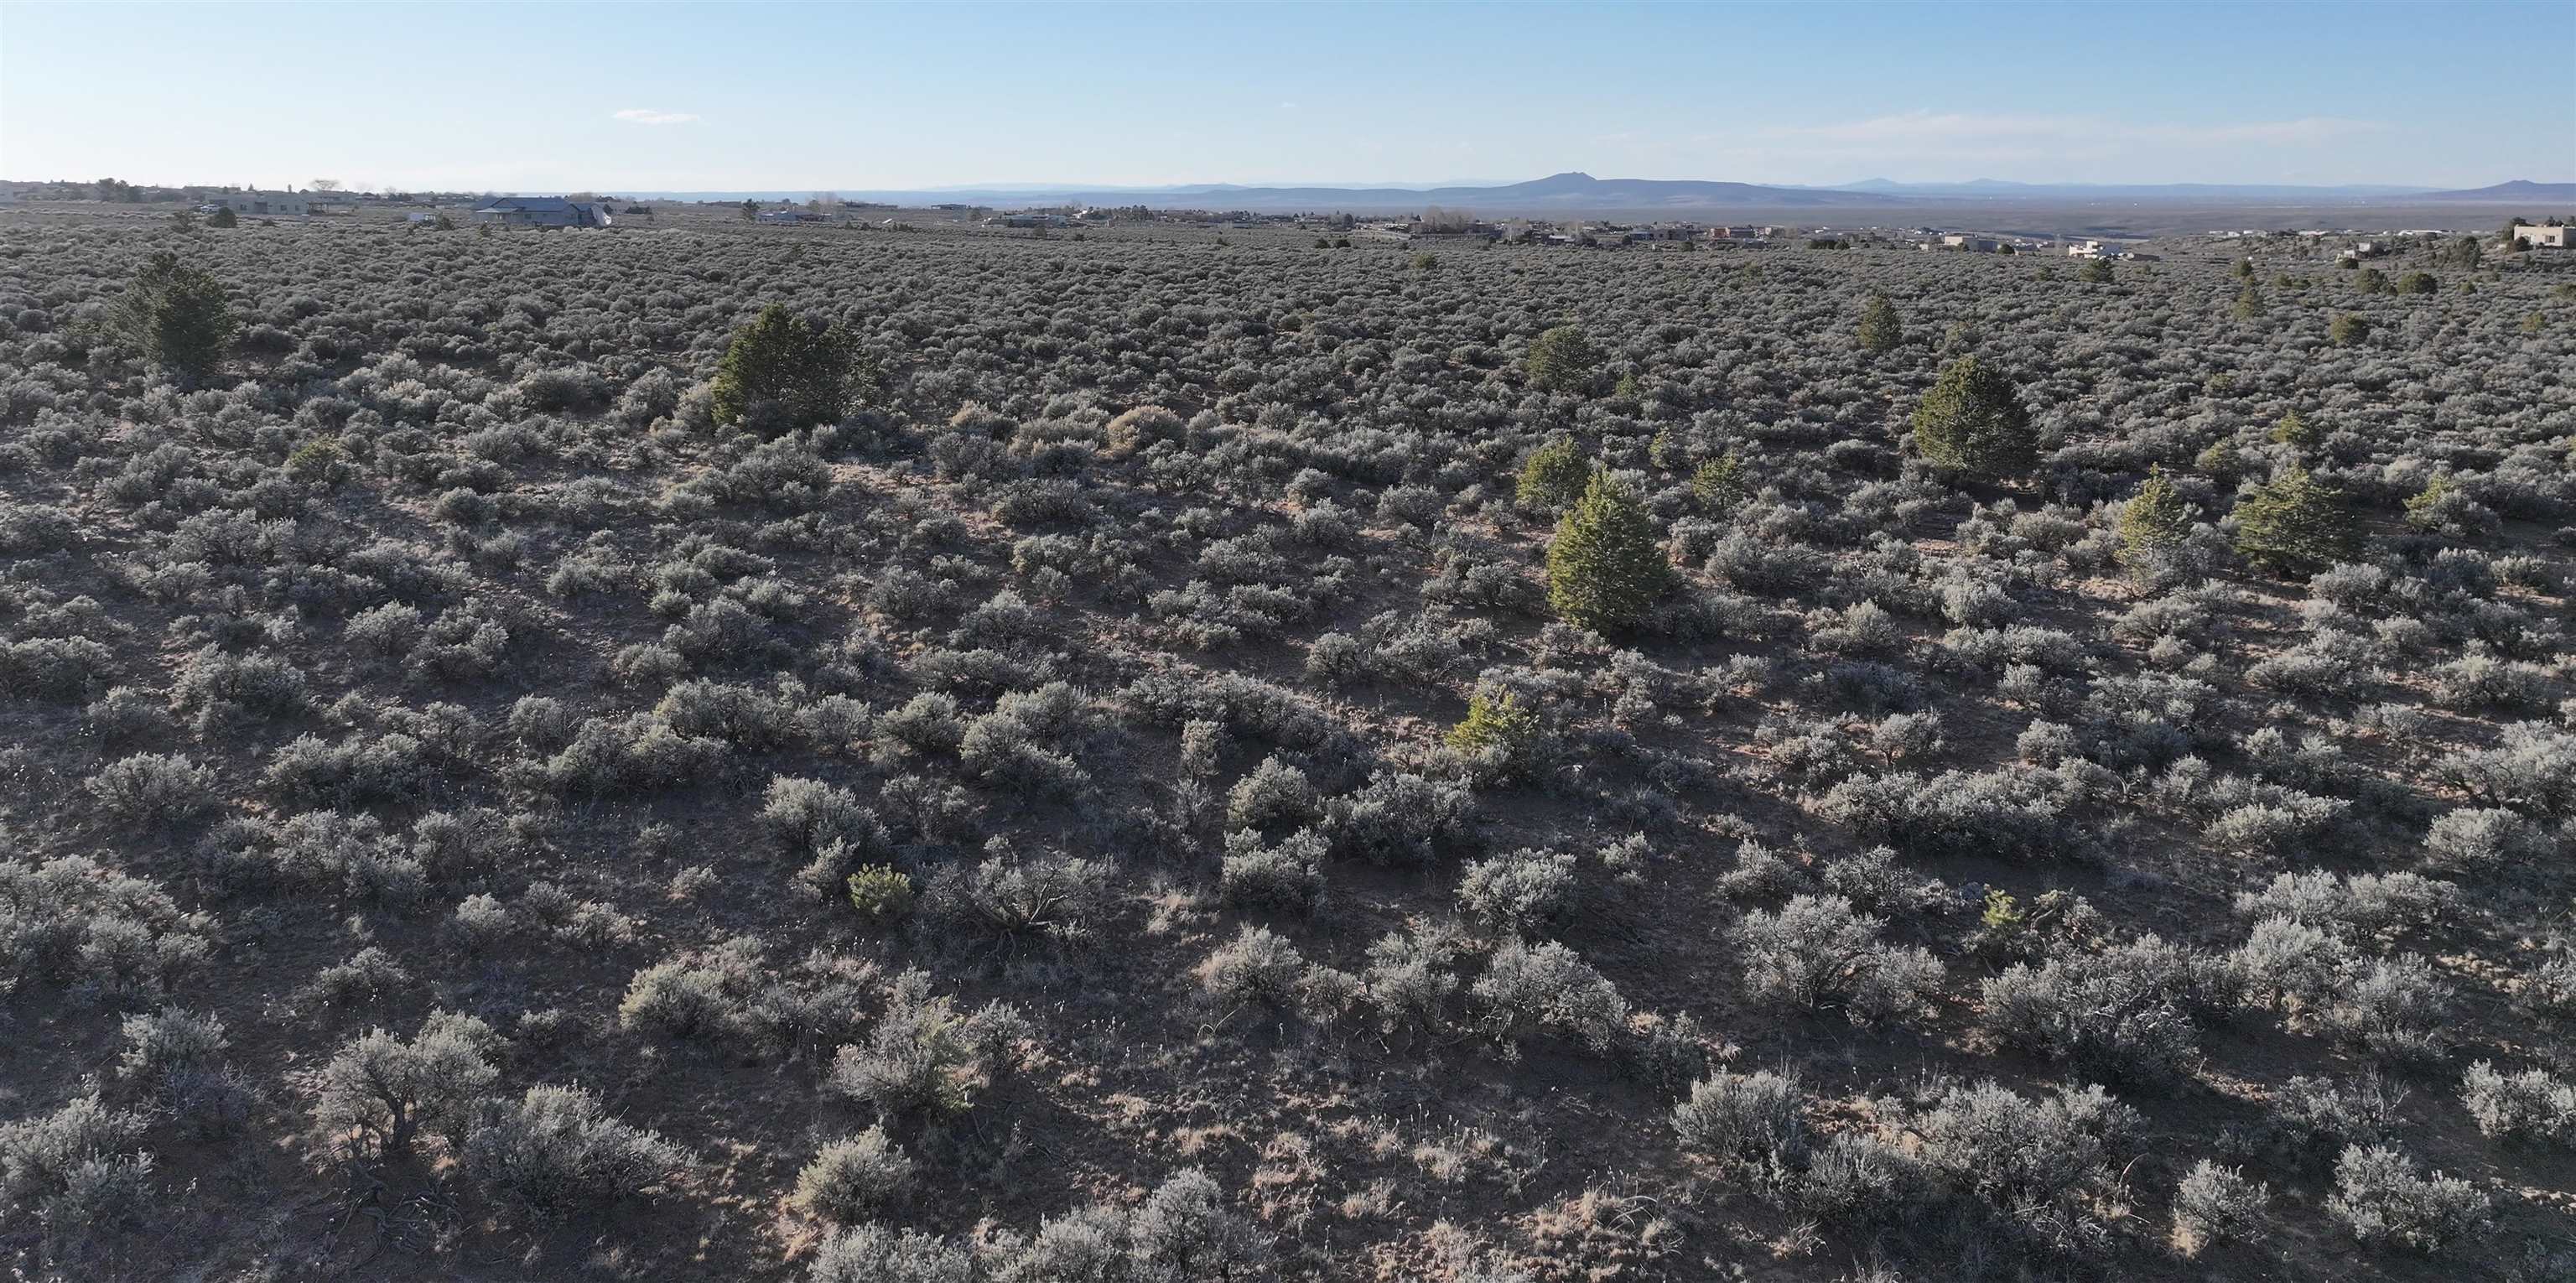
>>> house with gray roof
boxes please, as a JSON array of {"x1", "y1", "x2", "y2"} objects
[{"x1": 470, "y1": 196, "x2": 612, "y2": 229}]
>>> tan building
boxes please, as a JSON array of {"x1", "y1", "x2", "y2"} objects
[{"x1": 2511, "y1": 222, "x2": 2570, "y2": 248}]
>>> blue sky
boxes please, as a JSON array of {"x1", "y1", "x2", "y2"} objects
[{"x1": 3, "y1": 1, "x2": 2569, "y2": 192}]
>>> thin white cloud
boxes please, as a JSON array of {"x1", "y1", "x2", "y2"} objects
[{"x1": 612, "y1": 108, "x2": 699, "y2": 126}]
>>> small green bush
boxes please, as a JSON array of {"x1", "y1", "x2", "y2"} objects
[
  {"x1": 1446, "y1": 688, "x2": 1540, "y2": 763},
  {"x1": 845, "y1": 865, "x2": 916, "y2": 927}
]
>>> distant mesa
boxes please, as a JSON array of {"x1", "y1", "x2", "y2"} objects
[{"x1": 2412, "y1": 179, "x2": 2576, "y2": 201}]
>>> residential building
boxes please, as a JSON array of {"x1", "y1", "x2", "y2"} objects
[
  {"x1": 210, "y1": 190, "x2": 309, "y2": 218},
  {"x1": 470, "y1": 196, "x2": 612, "y2": 229},
  {"x1": 1940, "y1": 235, "x2": 2002, "y2": 252},
  {"x1": 2511, "y1": 222, "x2": 2571, "y2": 249}
]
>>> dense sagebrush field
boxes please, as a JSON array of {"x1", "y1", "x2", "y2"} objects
[{"x1": 3, "y1": 206, "x2": 2573, "y2": 1283}]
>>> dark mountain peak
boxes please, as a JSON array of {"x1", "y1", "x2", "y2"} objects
[{"x1": 1516, "y1": 172, "x2": 1601, "y2": 192}]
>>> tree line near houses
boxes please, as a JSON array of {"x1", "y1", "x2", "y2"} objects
[{"x1": 1, "y1": 203, "x2": 2573, "y2": 1282}]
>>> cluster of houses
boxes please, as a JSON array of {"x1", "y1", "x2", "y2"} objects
[
  {"x1": 2203, "y1": 222, "x2": 2569, "y2": 255},
  {"x1": 1919, "y1": 233, "x2": 2007, "y2": 252},
  {"x1": 989, "y1": 212, "x2": 1078, "y2": 229},
  {"x1": 2205, "y1": 222, "x2": 2570, "y2": 252},
  {"x1": 1381, "y1": 218, "x2": 1781, "y2": 247},
  {"x1": 2062, "y1": 238, "x2": 2160, "y2": 261},
  {"x1": 1909, "y1": 231, "x2": 2150, "y2": 257},
  {"x1": 182, "y1": 189, "x2": 616, "y2": 230},
  {"x1": 950, "y1": 209, "x2": 1808, "y2": 247}
]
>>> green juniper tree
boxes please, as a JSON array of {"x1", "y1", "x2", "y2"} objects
[
  {"x1": 1516, "y1": 437, "x2": 1588, "y2": 509},
  {"x1": 114, "y1": 252, "x2": 236, "y2": 387},
  {"x1": 2195, "y1": 439, "x2": 2245, "y2": 484},
  {"x1": 709, "y1": 304, "x2": 875, "y2": 432},
  {"x1": 1910, "y1": 356, "x2": 2036, "y2": 479},
  {"x1": 2116, "y1": 466, "x2": 2193, "y2": 574},
  {"x1": 1857, "y1": 291, "x2": 1903, "y2": 355},
  {"x1": 1525, "y1": 324, "x2": 1600, "y2": 394},
  {"x1": 2268, "y1": 410, "x2": 2319, "y2": 449},
  {"x1": 2402, "y1": 475, "x2": 2473, "y2": 533},
  {"x1": 1446, "y1": 688, "x2": 1539, "y2": 760},
  {"x1": 1691, "y1": 449, "x2": 1750, "y2": 513},
  {"x1": 1545, "y1": 470, "x2": 1673, "y2": 633},
  {"x1": 2233, "y1": 465, "x2": 2360, "y2": 574}
]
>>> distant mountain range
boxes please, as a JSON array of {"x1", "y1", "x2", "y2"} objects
[
  {"x1": 1108, "y1": 172, "x2": 1899, "y2": 209},
  {"x1": 2406, "y1": 179, "x2": 2576, "y2": 202},
  {"x1": 619, "y1": 172, "x2": 2576, "y2": 212},
  {"x1": 636, "y1": 173, "x2": 1893, "y2": 210},
  {"x1": 1824, "y1": 177, "x2": 2576, "y2": 202},
  {"x1": 1825, "y1": 178, "x2": 2440, "y2": 199}
]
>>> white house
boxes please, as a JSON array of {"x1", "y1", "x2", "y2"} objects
[{"x1": 2511, "y1": 222, "x2": 2570, "y2": 249}]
